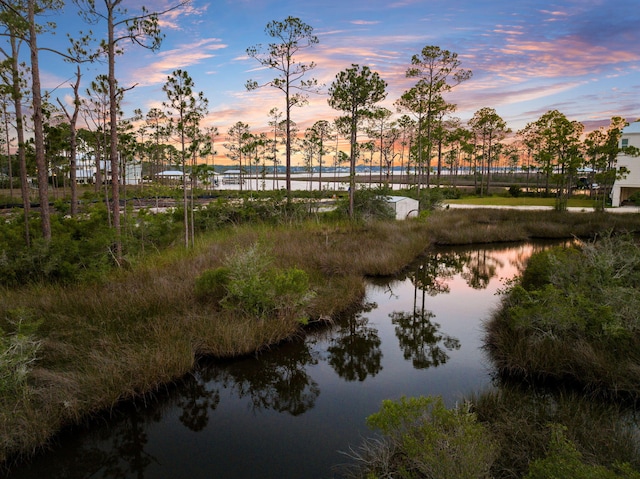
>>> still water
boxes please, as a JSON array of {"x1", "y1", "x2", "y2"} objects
[{"x1": 9, "y1": 243, "x2": 543, "y2": 479}]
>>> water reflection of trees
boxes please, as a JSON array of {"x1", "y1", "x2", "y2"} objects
[
  {"x1": 176, "y1": 372, "x2": 221, "y2": 431},
  {"x1": 327, "y1": 302, "x2": 383, "y2": 381},
  {"x1": 9, "y1": 399, "x2": 167, "y2": 479},
  {"x1": 390, "y1": 309, "x2": 460, "y2": 369},
  {"x1": 409, "y1": 251, "x2": 466, "y2": 295},
  {"x1": 461, "y1": 248, "x2": 503, "y2": 290},
  {"x1": 401, "y1": 248, "x2": 506, "y2": 309},
  {"x1": 199, "y1": 339, "x2": 321, "y2": 416},
  {"x1": 100, "y1": 405, "x2": 161, "y2": 479}
]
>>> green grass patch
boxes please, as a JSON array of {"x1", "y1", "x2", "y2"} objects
[{"x1": 445, "y1": 196, "x2": 598, "y2": 208}]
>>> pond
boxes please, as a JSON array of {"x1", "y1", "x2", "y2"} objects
[{"x1": 7, "y1": 242, "x2": 549, "y2": 479}]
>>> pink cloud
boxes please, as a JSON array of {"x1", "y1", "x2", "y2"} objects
[
  {"x1": 492, "y1": 35, "x2": 639, "y2": 79},
  {"x1": 122, "y1": 38, "x2": 227, "y2": 86}
]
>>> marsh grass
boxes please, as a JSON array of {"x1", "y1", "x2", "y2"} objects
[
  {"x1": 472, "y1": 386, "x2": 640, "y2": 479},
  {"x1": 427, "y1": 209, "x2": 640, "y2": 244},
  {"x1": 485, "y1": 235, "x2": 640, "y2": 398},
  {"x1": 2, "y1": 210, "x2": 640, "y2": 465}
]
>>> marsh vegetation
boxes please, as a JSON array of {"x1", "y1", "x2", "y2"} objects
[{"x1": 2, "y1": 192, "x2": 640, "y2": 474}]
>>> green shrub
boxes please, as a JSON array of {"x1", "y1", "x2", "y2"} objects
[
  {"x1": 329, "y1": 187, "x2": 396, "y2": 221},
  {"x1": 363, "y1": 396, "x2": 497, "y2": 479},
  {"x1": 0, "y1": 309, "x2": 42, "y2": 399},
  {"x1": 525, "y1": 425, "x2": 640, "y2": 479},
  {"x1": 195, "y1": 267, "x2": 230, "y2": 302},
  {"x1": 628, "y1": 191, "x2": 640, "y2": 205},
  {"x1": 419, "y1": 188, "x2": 443, "y2": 211},
  {"x1": 508, "y1": 185, "x2": 522, "y2": 198},
  {"x1": 519, "y1": 245, "x2": 580, "y2": 290},
  {"x1": 220, "y1": 243, "x2": 314, "y2": 323}
]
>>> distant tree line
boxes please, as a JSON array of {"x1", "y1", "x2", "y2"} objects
[{"x1": 0, "y1": 7, "x2": 636, "y2": 256}]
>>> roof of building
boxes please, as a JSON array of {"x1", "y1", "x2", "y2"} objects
[
  {"x1": 623, "y1": 122, "x2": 640, "y2": 134},
  {"x1": 386, "y1": 195, "x2": 418, "y2": 203}
]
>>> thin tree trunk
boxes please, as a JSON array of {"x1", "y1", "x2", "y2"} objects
[
  {"x1": 10, "y1": 35, "x2": 30, "y2": 246},
  {"x1": 28, "y1": 0, "x2": 50, "y2": 241},
  {"x1": 107, "y1": 2, "x2": 122, "y2": 260}
]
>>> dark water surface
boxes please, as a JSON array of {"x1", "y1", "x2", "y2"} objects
[{"x1": 8, "y1": 243, "x2": 544, "y2": 479}]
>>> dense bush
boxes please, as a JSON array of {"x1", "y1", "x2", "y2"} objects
[
  {"x1": 0, "y1": 205, "x2": 116, "y2": 285},
  {"x1": 418, "y1": 187, "x2": 444, "y2": 211},
  {"x1": 197, "y1": 243, "x2": 315, "y2": 323},
  {"x1": 348, "y1": 392, "x2": 640, "y2": 479},
  {"x1": 195, "y1": 267, "x2": 230, "y2": 302},
  {"x1": 508, "y1": 185, "x2": 522, "y2": 197},
  {"x1": 472, "y1": 386, "x2": 640, "y2": 479},
  {"x1": 525, "y1": 425, "x2": 640, "y2": 479},
  {"x1": 345, "y1": 395, "x2": 497, "y2": 479}
]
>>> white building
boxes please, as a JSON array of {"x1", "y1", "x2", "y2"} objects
[
  {"x1": 387, "y1": 196, "x2": 419, "y2": 220},
  {"x1": 611, "y1": 122, "x2": 640, "y2": 207},
  {"x1": 74, "y1": 156, "x2": 143, "y2": 185}
]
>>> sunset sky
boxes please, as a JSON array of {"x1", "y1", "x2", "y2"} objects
[{"x1": 40, "y1": 0, "x2": 640, "y2": 164}]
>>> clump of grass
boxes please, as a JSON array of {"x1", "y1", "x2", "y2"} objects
[{"x1": 0, "y1": 309, "x2": 42, "y2": 399}]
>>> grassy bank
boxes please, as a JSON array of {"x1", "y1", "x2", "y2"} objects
[
  {"x1": 2, "y1": 208, "x2": 640, "y2": 467},
  {"x1": 445, "y1": 196, "x2": 598, "y2": 208},
  {"x1": 485, "y1": 235, "x2": 640, "y2": 398}
]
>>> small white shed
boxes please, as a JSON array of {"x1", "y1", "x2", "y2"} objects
[{"x1": 386, "y1": 196, "x2": 419, "y2": 220}]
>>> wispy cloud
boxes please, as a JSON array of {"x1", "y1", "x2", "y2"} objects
[
  {"x1": 493, "y1": 35, "x2": 639, "y2": 78},
  {"x1": 350, "y1": 20, "x2": 381, "y2": 25},
  {"x1": 124, "y1": 38, "x2": 227, "y2": 86}
]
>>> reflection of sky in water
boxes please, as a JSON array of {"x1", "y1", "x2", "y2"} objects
[{"x1": 8, "y1": 243, "x2": 545, "y2": 479}]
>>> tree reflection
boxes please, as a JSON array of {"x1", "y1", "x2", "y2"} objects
[
  {"x1": 176, "y1": 372, "x2": 221, "y2": 432},
  {"x1": 101, "y1": 405, "x2": 161, "y2": 479},
  {"x1": 390, "y1": 309, "x2": 460, "y2": 369},
  {"x1": 393, "y1": 250, "x2": 464, "y2": 370},
  {"x1": 327, "y1": 304, "x2": 383, "y2": 381},
  {"x1": 199, "y1": 339, "x2": 320, "y2": 416},
  {"x1": 409, "y1": 251, "x2": 467, "y2": 296},
  {"x1": 461, "y1": 248, "x2": 503, "y2": 290},
  {"x1": 10, "y1": 399, "x2": 166, "y2": 479}
]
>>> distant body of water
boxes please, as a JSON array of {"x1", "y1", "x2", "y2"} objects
[{"x1": 8, "y1": 243, "x2": 545, "y2": 479}]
